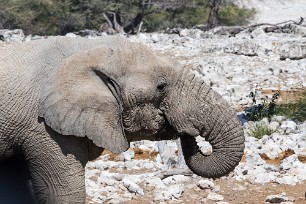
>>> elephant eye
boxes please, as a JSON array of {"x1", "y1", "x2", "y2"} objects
[{"x1": 156, "y1": 78, "x2": 167, "y2": 92}]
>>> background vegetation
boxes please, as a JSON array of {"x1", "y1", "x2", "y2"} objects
[{"x1": 0, "y1": 0, "x2": 256, "y2": 35}]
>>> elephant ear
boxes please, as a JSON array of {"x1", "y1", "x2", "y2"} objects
[{"x1": 38, "y1": 46, "x2": 129, "y2": 154}]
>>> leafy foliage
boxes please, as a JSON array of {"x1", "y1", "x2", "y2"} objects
[
  {"x1": 0, "y1": 0, "x2": 256, "y2": 35},
  {"x1": 245, "y1": 91, "x2": 280, "y2": 122},
  {"x1": 219, "y1": 3, "x2": 256, "y2": 26},
  {"x1": 275, "y1": 91, "x2": 306, "y2": 122},
  {"x1": 247, "y1": 123, "x2": 275, "y2": 139}
]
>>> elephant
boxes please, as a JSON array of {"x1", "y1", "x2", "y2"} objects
[{"x1": 0, "y1": 36, "x2": 245, "y2": 203}]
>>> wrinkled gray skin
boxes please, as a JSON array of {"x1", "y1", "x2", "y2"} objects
[{"x1": 0, "y1": 37, "x2": 244, "y2": 203}]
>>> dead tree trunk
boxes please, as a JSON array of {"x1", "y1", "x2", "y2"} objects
[
  {"x1": 207, "y1": 0, "x2": 221, "y2": 29},
  {"x1": 102, "y1": 11, "x2": 145, "y2": 34},
  {"x1": 102, "y1": 12, "x2": 125, "y2": 34}
]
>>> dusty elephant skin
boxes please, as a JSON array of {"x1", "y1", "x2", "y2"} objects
[{"x1": 0, "y1": 36, "x2": 244, "y2": 203}]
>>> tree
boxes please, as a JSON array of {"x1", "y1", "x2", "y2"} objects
[{"x1": 207, "y1": 0, "x2": 221, "y2": 29}]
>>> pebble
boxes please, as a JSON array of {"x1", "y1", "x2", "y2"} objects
[
  {"x1": 197, "y1": 179, "x2": 215, "y2": 190},
  {"x1": 122, "y1": 177, "x2": 144, "y2": 196},
  {"x1": 207, "y1": 192, "x2": 224, "y2": 201}
]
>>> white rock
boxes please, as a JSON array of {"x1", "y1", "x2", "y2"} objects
[
  {"x1": 281, "y1": 120, "x2": 297, "y2": 134},
  {"x1": 179, "y1": 29, "x2": 190, "y2": 37},
  {"x1": 94, "y1": 160, "x2": 109, "y2": 170},
  {"x1": 255, "y1": 172, "x2": 276, "y2": 184},
  {"x1": 246, "y1": 152, "x2": 266, "y2": 165},
  {"x1": 251, "y1": 27, "x2": 267, "y2": 39},
  {"x1": 280, "y1": 155, "x2": 298, "y2": 170},
  {"x1": 196, "y1": 139, "x2": 213, "y2": 155},
  {"x1": 143, "y1": 162, "x2": 156, "y2": 169},
  {"x1": 91, "y1": 194, "x2": 107, "y2": 203},
  {"x1": 269, "y1": 121, "x2": 280, "y2": 131},
  {"x1": 97, "y1": 175, "x2": 118, "y2": 186},
  {"x1": 122, "y1": 177, "x2": 144, "y2": 196},
  {"x1": 122, "y1": 149, "x2": 135, "y2": 161},
  {"x1": 271, "y1": 116, "x2": 286, "y2": 123},
  {"x1": 154, "y1": 184, "x2": 184, "y2": 201},
  {"x1": 65, "y1": 33, "x2": 77, "y2": 37},
  {"x1": 112, "y1": 174, "x2": 124, "y2": 181},
  {"x1": 108, "y1": 193, "x2": 129, "y2": 204},
  {"x1": 85, "y1": 179, "x2": 99, "y2": 189},
  {"x1": 207, "y1": 192, "x2": 224, "y2": 201},
  {"x1": 197, "y1": 179, "x2": 215, "y2": 190},
  {"x1": 265, "y1": 193, "x2": 295, "y2": 203},
  {"x1": 125, "y1": 160, "x2": 141, "y2": 170},
  {"x1": 275, "y1": 175, "x2": 299, "y2": 185},
  {"x1": 145, "y1": 177, "x2": 166, "y2": 189},
  {"x1": 0, "y1": 29, "x2": 25, "y2": 42},
  {"x1": 162, "y1": 175, "x2": 190, "y2": 185}
]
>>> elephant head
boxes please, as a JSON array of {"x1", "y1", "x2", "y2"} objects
[{"x1": 38, "y1": 37, "x2": 244, "y2": 178}]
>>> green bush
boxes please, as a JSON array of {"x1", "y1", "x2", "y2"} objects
[
  {"x1": 0, "y1": 0, "x2": 257, "y2": 35},
  {"x1": 143, "y1": 12, "x2": 172, "y2": 32},
  {"x1": 247, "y1": 123, "x2": 275, "y2": 139},
  {"x1": 245, "y1": 91, "x2": 280, "y2": 122},
  {"x1": 219, "y1": 3, "x2": 256, "y2": 26},
  {"x1": 176, "y1": 7, "x2": 210, "y2": 28},
  {"x1": 275, "y1": 91, "x2": 306, "y2": 122}
]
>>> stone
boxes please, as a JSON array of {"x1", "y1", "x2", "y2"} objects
[
  {"x1": 65, "y1": 33, "x2": 77, "y2": 37},
  {"x1": 280, "y1": 121, "x2": 297, "y2": 134},
  {"x1": 0, "y1": 29, "x2": 25, "y2": 42},
  {"x1": 97, "y1": 175, "x2": 118, "y2": 186},
  {"x1": 291, "y1": 24, "x2": 306, "y2": 36},
  {"x1": 154, "y1": 184, "x2": 184, "y2": 201},
  {"x1": 122, "y1": 177, "x2": 144, "y2": 196},
  {"x1": 125, "y1": 160, "x2": 141, "y2": 170},
  {"x1": 112, "y1": 174, "x2": 124, "y2": 181},
  {"x1": 207, "y1": 192, "x2": 224, "y2": 201},
  {"x1": 145, "y1": 177, "x2": 166, "y2": 189},
  {"x1": 94, "y1": 160, "x2": 109, "y2": 170},
  {"x1": 108, "y1": 193, "x2": 129, "y2": 204},
  {"x1": 275, "y1": 175, "x2": 299, "y2": 185},
  {"x1": 122, "y1": 149, "x2": 135, "y2": 161},
  {"x1": 197, "y1": 140, "x2": 212, "y2": 155},
  {"x1": 269, "y1": 121, "x2": 280, "y2": 131},
  {"x1": 162, "y1": 175, "x2": 190, "y2": 185},
  {"x1": 255, "y1": 172, "x2": 276, "y2": 184},
  {"x1": 265, "y1": 193, "x2": 295, "y2": 203},
  {"x1": 251, "y1": 27, "x2": 267, "y2": 38},
  {"x1": 197, "y1": 179, "x2": 215, "y2": 190},
  {"x1": 246, "y1": 152, "x2": 266, "y2": 165},
  {"x1": 179, "y1": 29, "x2": 190, "y2": 37}
]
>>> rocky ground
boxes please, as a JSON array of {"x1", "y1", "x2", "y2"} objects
[
  {"x1": 1, "y1": 18, "x2": 306, "y2": 204},
  {"x1": 83, "y1": 27, "x2": 305, "y2": 203}
]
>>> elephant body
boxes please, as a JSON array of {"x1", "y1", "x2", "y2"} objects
[{"x1": 0, "y1": 37, "x2": 245, "y2": 203}]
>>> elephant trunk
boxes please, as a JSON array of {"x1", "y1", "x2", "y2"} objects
[{"x1": 163, "y1": 69, "x2": 245, "y2": 178}]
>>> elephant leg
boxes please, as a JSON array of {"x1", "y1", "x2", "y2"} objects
[{"x1": 22, "y1": 129, "x2": 87, "y2": 204}]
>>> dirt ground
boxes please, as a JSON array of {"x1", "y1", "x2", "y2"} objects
[
  {"x1": 87, "y1": 149, "x2": 306, "y2": 204},
  {"x1": 122, "y1": 180, "x2": 306, "y2": 204}
]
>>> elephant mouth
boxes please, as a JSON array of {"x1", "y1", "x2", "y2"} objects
[{"x1": 124, "y1": 109, "x2": 177, "y2": 142}]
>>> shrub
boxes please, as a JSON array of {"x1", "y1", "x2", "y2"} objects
[
  {"x1": 219, "y1": 3, "x2": 256, "y2": 26},
  {"x1": 247, "y1": 123, "x2": 274, "y2": 139},
  {"x1": 275, "y1": 91, "x2": 306, "y2": 122},
  {"x1": 0, "y1": 0, "x2": 257, "y2": 35},
  {"x1": 143, "y1": 12, "x2": 172, "y2": 32},
  {"x1": 245, "y1": 91, "x2": 280, "y2": 122}
]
